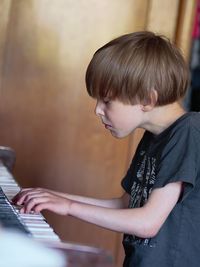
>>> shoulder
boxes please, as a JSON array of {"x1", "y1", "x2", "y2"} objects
[
  {"x1": 164, "y1": 112, "x2": 200, "y2": 150},
  {"x1": 177, "y1": 112, "x2": 200, "y2": 128},
  {"x1": 167, "y1": 112, "x2": 200, "y2": 140},
  {"x1": 187, "y1": 112, "x2": 200, "y2": 132}
]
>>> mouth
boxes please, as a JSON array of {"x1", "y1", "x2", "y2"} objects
[
  {"x1": 101, "y1": 118, "x2": 113, "y2": 129},
  {"x1": 105, "y1": 124, "x2": 111, "y2": 129},
  {"x1": 103, "y1": 123, "x2": 113, "y2": 129}
]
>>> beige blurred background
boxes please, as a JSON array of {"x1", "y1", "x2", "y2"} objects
[{"x1": 0, "y1": 0, "x2": 196, "y2": 266}]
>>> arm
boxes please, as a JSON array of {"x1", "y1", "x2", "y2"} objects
[
  {"x1": 67, "y1": 181, "x2": 182, "y2": 237},
  {"x1": 12, "y1": 182, "x2": 182, "y2": 238},
  {"x1": 57, "y1": 191, "x2": 129, "y2": 209},
  {"x1": 13, "y1": 188, "x2": 129, "y2": 209}
]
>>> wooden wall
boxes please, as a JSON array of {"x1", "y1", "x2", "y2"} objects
[{"x1": 0, "y1": 1, "x2": 196, "y2": 266}]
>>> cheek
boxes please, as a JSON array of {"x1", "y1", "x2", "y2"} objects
[
  {"x1": 115, "y1": 114, "x2": 138, "y2": 129},
  {"x1": 111, "y1": 115, "x2": 130, "y2": 128},
  {"x1": 106, "y1": 110, "x2": 120, "y2": 123}
]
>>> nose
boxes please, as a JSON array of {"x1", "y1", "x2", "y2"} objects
[{"x1": 95, "y1": 100, "x2": 104, "y2": 116}]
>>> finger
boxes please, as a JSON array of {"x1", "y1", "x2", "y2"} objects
[
  {"x1": 34, "y1": 200, "x2": 68, "y2": 215},
  {"x1": 22, "y1": 192, "x2": 49, "y2": 205},
  {"x1": 19, "y1": 206, "x2": 25, "y2": 213},
  {"x1": 34, "y1": 202, "x2": 55, "y2": 213},
  {"x1": 12, "y1": 188, "x2": 33, "y2": 204},
  {"x1": 23, "y1": 196, "x2": 50, "y2": 214},
  {"x1": 13, "y1": 188, "x2": 43, "y2": 205}
]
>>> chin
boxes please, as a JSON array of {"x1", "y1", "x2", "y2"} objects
[{"x1": 110, "y1": 131, "x2": 128, "y2": 139}]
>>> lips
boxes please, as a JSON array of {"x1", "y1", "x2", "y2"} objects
[
  {"x1": 104, "y1": 123, "x2": 112, "y2": 129},
  {"x1": 101, "y1": 118, "x2": 112, "y2": 129}
]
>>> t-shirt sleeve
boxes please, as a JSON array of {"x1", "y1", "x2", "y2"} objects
[{"x1": 153, "y1": 124, "x2": 199, "y2": 201}]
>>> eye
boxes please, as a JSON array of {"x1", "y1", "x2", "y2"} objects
[{"x1": 103, "y1": 98, "x2": 111, "y2": 104}]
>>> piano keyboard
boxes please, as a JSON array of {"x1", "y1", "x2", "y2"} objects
[{"x1": 0, "y1": 159, "x2": 60, "y2": 243}]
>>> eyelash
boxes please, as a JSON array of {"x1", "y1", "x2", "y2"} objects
[{"x1": 103, "y1": 99, "x2": 110, "y2": 104}]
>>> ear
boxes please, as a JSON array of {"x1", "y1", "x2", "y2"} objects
[
  {"x1": 140, "y1": 104, "x2": 153, "y2": 112},
  {"x1": 140, "y1": 89, "x2": 158, "y2": 112}
]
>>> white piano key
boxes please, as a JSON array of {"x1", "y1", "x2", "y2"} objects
[
  {"x1": 19, "y1": 214, "x2": 46, "y2": 220},
  {"x1": 0, "y1": 164, "x2": 61, "y2": 243},
  {"x1": 28, "y1": 226, "x2": 54, "y2": 232}
]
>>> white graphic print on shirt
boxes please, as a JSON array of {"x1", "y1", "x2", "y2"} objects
[{"x1": 125, "y1": 150, "x2": 157, "y2": 246}]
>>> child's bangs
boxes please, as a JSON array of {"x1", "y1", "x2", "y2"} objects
[{"x1": 86, "y1": 51, "x2": 122, "y2": 100}]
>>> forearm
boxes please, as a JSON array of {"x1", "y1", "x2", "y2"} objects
[
  {"x1": 59, "y1": 193, "x2": 125, "y2": 209},
  {"x1": 67, "y1": 182, "x2": 182, "y2": 238},
  {"x1": 68, "y1": 201, "x2": 152, "y2": 238}
]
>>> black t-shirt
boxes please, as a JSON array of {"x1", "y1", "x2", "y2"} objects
[{"x1": 121, "y1": 112, "x2": 200, "y2": 267}]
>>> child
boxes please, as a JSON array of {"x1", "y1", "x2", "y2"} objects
[{"x1": 13, "y1": 31, "x2": 200, "y2": 267}]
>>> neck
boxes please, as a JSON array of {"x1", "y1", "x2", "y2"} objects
[{"x1": 142, "y1": 102, "x2": 186, "y2": 135}]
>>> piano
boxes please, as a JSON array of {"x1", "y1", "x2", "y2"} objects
[{"x1": 0, "y1": 146, "x2": 114, "y2": 267}]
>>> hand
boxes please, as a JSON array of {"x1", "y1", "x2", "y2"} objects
[{"x1": 12, "y1": 188, "x2": 71, "y2": 215}]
